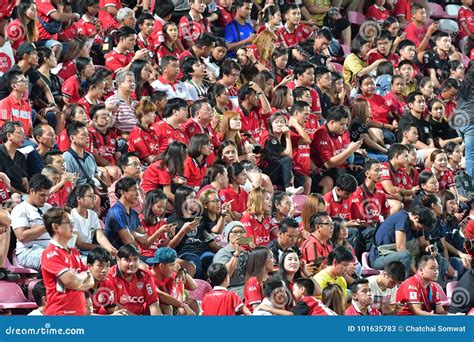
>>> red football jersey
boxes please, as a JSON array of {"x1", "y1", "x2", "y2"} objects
[
  {"x1": 275, "y1": 24, "x2": 313, "y2": 48},
  {"x1": 396, "y1": 274, "x2": 441, "y2": 315},
  {"x1": 300, "y1": 235, "x2": 333, "y2": 266},
  {"x1": 41, "y1": 241, "x2": 88, "y2": 315},
  {"x1": 324, "y1": 189, "x2": 352, "y2": 219},
  {"x1": 360, "y1": 94, "x2": 391, "y2": 125},
  {"x1": 151, "y1": 120, "x2": 189, "y2": 154},
  {"x1": 219, "y1": 185, "x2": 248, "y2": 214},
  {"x1": 350, "y1": 185, "x2": 389, "y2": 224},
  {"x1": 202, "y1": 287, "x2": 244, "y2": 316},
  {"x1": 62, "y1": 75, "x2": 80, "y2": 104},
  {"x1": 310, "y1": 124, "x2": 350, "y2": 169},
  {"x1": 458, "y1": 6, "x2": 474, "y2": 38},
  {"x1": 128, "y1": 124, "x2": 160, "y2": 162},
  {"x1": 138, "y1": 218, "x2": 169, "y2": 258},
  {"x1": 345, "y1": 302, "x2": 382, "y2": 316},
  {"x1": 244, "y1": 276, "x2": 263, "y2": 312},
  {"x1": 104, "y1": 49, "x2": 134, "y2": 74},
  {"x1": 88, "y1": 126, "x2": 119, "y2": 165},
  {"x1": 380, "y1": 162, "x2": 406, "y2": 191},
  {"x1": 105, "y1": 265, "x2": 159, "y2": 315},
  {"x1": 290, "y1": 129, "x2": 311, "y2": 176},
  {"x1": 241, "y1": 212, "x2": 277, "y2": 247},
  {"x1": 427, "y1": 167, "x2": 455, "y2": 190},
  {"x1": 141, "y1": 161, "x2": 173, "y2": 193},
  {"x1": 184, "y1": 156, "x2": 208, "y2": 187},
  {"x1": 366, "y1": 5, "x2": 390, "y2": 22}
]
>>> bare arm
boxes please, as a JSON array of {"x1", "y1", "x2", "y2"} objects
[
  {"x1": 58, "y1": 269, "x2": 94, "y2": 291},
  {"x1": 14, "y1": 226, "x2": 47, "y2": 244}
]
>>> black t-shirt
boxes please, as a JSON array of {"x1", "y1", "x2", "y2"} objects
[
  {"x1": 262, "y1": 135, "x2": 286, "y2": 162},
  {"x1": 166, "y1": 214, "x2": 214, "y2": 256},
  {"x1": 399, "y1": 113, "x2": 432, "y2": 145},
  {"x1": 31, "y1": 72, "x2": 62, "y2": 106},
  {"x1": 422, "y1": 49, "x2": 450, "y2": 84},
  {"x1": 349, "y1": 118, "x2": 368, "y2": 143},
  {"x1": 0, "y1": 144, "x2": 28, "y2": 193},
  {"x1": 315, "y1": 86, "x2": 331, "y2": 119},
  {"x1": 429, "y1": 117, "x2": 458, "y2": 146}
]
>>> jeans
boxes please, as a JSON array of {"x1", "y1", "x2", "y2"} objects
[
  {"x1": 382, "y1": 128, "x2": 396, "y2": 145},
  {"x1": 457, "y1": 124, "x2": 474, "y2": 178},
  {"x1": 179, "y1": 251, "x2": 215, "y2": 279},
  {"x1": 347, "y1": 227, "x2": 377, "y2": 261},
  {"x1": 373, "y1": 250, "x2": 412, "y2": 278},
  {"x1": 262, "y1": 156, "x2": 292, "y2": 188},
  {"x1": 367, "y1": 152, "x2": 389, "y2": 162}
]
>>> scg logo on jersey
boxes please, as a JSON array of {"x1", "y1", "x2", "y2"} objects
[
  {"x1": 120, "y1": 295, "x2": 145, "y2": 304},
  {"x1": 255, "y1": 236, "x2": 270, "y2": 245}
]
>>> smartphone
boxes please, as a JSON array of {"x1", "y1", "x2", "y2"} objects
[
  {"x1": 253, "y1": 144, "x2": 262, "y2": 154},
  {"x1": 237, "y1": 237, "x2": 254, "y2": 245},
  {"x1": 193, "y1": 216, "x2": 202, "y2": 223}
]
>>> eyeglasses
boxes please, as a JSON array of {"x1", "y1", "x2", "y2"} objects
[
  {"x1": 84, "y1": 194, "x2": 97, "y2": 199},
  {"x1": 206, "y1": 199, "x2": 220, "y2": 204},
  {"x1": 230, "y1": 230, "x2": 246, "y2": 235},
  {"x1": 318, "y1": 222, "x2": 334, "y2": 227},
  {"x1": 61, "y1": 221, "x2": 75, "y2": 227}
]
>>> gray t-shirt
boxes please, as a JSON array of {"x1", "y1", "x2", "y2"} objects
[{"x1": 213, "y1": 246, "x2": 249, "y2": 298}]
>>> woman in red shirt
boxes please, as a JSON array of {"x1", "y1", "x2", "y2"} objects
[
  {"x1": 6, "y1": 0, "x2": 37, "y2": 53},
  {"x1": 57, "y1": 104, "x2": 88, "y2": 151},
  {"x1": 141, "y1": 141, "x2": 187, "y2": 202},
  {"x1": 241, "y1": 187, "x2": 277, "y2": 247},
  {"x1": 139, "y1": 190, "x2": 179, "y2": 259},
  {"x1": 244, "y1": 247, "x2": 274, "y2": 312},
  {"x1": 184, "y1": 134, "x2": 212, "y2": 188},
  {"x1": 156, "y1": 22, "x2": 180, "y2": 64},
  {"x1": 219, "y1": 162, "x2": 248, "y2": 220},
  {"x1": 62, "y1": 57, "x2": 95, "y2": 104},
  {"x1": 128, "y1": 97, "x2": 160, "y2": 165},
  {"x1": 270, "y1": 48, "x2": 293, "y2": 87}
]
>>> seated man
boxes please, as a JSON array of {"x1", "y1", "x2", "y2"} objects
[
  {"x1": 267, "y1": 217, "x2": 300, "y2": 264},
  {"x1": 0, "y1": 121, "x2": 28, "y2": 193},
  {"x1": 313, "y1": 246, "x2": 354, "y2": 301},
  {"x1": 345, "y1": 278, "x2": 381, "y2": 316},
  {"x1": 26, "y1": 124, "x2": 56, "y2": 178},
  {"x1": 367, "y1": 261, "x2": 406, "y2": 315},
  {"x1": 310, "y1": 106, "x2": 363, "y2": 191},
  {"x1": 300, "y1": 212, "x2": 333, "y2": 270},
  {"x1": 396, "y1": 255, "x2": 447, "y2": 315},
  {"x1": 11, "y1": 174, "x2": 53, "y2": 270},
  {"x1": 104, "y1": 244, "x2": 161, "y2": 315}
]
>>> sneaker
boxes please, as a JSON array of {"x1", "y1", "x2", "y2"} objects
[{"x1": 285, "y1": 186, "x2": 304, "y2": 195}]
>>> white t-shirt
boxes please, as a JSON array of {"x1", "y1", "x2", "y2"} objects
[
  {"x1": 11, "y1": 201, "x2": 52, "y2": 253},
  {"x1": 367, "y1": 275, "x2": 397, "y2": 308},
  {"x1": 151, "y1": 79, "x2": 192, "y2": 101},
  {"x1": 71, "y1": 208, "x2": 100, "y2": 244}
]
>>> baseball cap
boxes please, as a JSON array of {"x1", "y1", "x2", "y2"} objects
[
  {"x1": 223, "y1": 221, "x2": 245, "y2": 242},
  {"x1": 145, "y1": 247, "x2": 177, "y2": 265},
  {"x1": 17, "y1": 43, "x2": 36, "y2": 57}
]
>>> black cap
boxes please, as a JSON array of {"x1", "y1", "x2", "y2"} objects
[{"x1": 17, "y1": 43, "x2": 36, "y2": 58}]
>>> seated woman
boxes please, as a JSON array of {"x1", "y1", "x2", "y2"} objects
[
  {"x1": 128, "y1": 97, "x2": 160, "y2": 165},
  {"x1": 141, "y1": 141, "x2": 187, "y2": 203},
  {"x1": 241, "y1": 187, "x2": 278, "y2": 247},
  {"x1": 166, "y1": 186, "x2": 219, "y2": 279},
  {"x1": 219, "y1": 162, "x2": 248, "y2": 221},
  {"x1": 259, "y1": 112, "x2": 302, "y2": 194},
  {"x1": 428, "y1": 99, "x2": 462, "y2": 149},
  {"x1": 270, "y1": 86, "x2": 294, "y2": 115},
  {"x1": 57, "y1": 104, "x2": 88, "y2": 152},
  {"x1": 184, "y1": 134, "x2": 212, "y2": 189}
]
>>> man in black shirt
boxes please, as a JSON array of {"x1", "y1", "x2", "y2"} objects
[
  {"x1": 314, "y1": 66, "x2": 332, "y2": 119},
  {"x1": 268, "y1": 217, "x2": 300, "y2": 264},
  {"x1": 399, "y1": 92, "x2": 434, "y2": 149},
  {"x1": 0, "y1": 121, "x2": 28, "y2": 193},
  {"x1": 422, "y1": 31, "x2": 452, "y2": 88}
]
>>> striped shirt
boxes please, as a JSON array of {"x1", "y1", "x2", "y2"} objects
[{"x1": 105, "y1": 92, "x2": 137, "y2": 133}]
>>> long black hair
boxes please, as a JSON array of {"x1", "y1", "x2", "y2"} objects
[
  {"x1": 129, "y1": 59, "x2": 150, "y2": 100},
  {"x1": 156, "y1": 141, "x2": 187, "y2": 178},
  {"x1": 143, "y1": 190, "x2": 168, "y2": 226}
]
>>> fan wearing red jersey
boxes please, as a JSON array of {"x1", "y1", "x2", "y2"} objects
[
  {"x1": 128, "y1": 98, "x2": 160, "y2": 165},
  {"x1": 87, "y1": 247, "x2": 128, "y2": 315},
  {"x1": 202, "y1": 263, "x2": 251, "y2": 316},
  {"x1": 106, "y1": 244, "x2": 161, "y2": 315},
  {"x1": 345, "y1": 279, "x2": 382, "y2": 316},
  {"x1": 292, "y1": 278, "x2": 335, "y2": 316},
  {"x1": 396, "y1": 255, "x2": 446, "y2": 315},
  {"x1": 241, "y1": 188, "x2": 278, "y2": 247},
  {"x1": 41, "y1": 207, "x2": 94, "y2": 316},
  {"x1": 275, "y1": 5, "x2": 314, "y2": 49}
]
